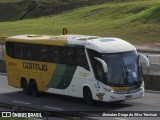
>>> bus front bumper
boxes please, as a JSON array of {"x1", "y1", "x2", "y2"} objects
[{"x1": 104, "y1": 87, "x2": 144, "y2": 102}]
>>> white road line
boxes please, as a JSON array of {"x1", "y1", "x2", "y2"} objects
[
  {"x1": 114, "y1": 118, "x2": 127, "y2": 120},
  {"x1": 145, "y1": 90, "x2": 160, "y2": 93},
  {"x1": 13, "y1": 101, "x2": 31, "y2": 105},
  {"x1": 150, "y1": 63, "x2": 160, "y2": 65},
  {"x1": 32, "y1": 119, "x2": 43, "y2": 120},
  {"x1": 43, "y1": 106, "x2": 63, "y2": 111},
  {"x1": 79, "y1": 112, "x2": 99, "y2": 117}
]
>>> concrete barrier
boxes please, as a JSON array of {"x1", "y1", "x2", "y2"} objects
[
  {"x1": 143, "y1": 74, "x2": 160, "y2": 91},
  {"x1": 0, "y1": 60, "x2": 6, "y2": 73}
]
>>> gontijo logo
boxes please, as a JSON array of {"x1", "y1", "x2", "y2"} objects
[{"x1": 23, "y1": 62, "x2": 48, "y2": 71}]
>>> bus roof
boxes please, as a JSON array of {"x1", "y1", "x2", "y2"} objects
[{"x1": 7, "y1": 34, "x2": 136, "y2": 53}]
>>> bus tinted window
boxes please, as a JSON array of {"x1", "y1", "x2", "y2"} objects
[
  {"x1": 6, "y1": 42, "x2": 15, "y2": 58},
  {"x1": 48, "y1": 46, "x2": 60, "y2": 63},
  {"x1": 6, "y1": 42, "x2": 89, "y2": 70},
  {"x1": 76, "y1": 48, "x2": 89, "y2": 70},
  {"x1": 23, "y1": 44, "x2": 36, "y2": 60},
  {"x1": 67, "y1": 48, "x2": 75, "y2": 64},
  {"x1": 37, "y1": 45, "x2": 48, "y2": 62},
  {"x1": 87, "y1": 49, "x2": 102, "y2": 80},
  {"x1": 60, "y1": 47, "x2": 75, "y2": 65},
  {"x1": 15, "y1": 43, "x2": 23, "y2": 59}
]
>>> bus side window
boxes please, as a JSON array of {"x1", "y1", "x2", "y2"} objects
[
  {"x1": 76, "y1": 48, "x2": 89, "y2": 70},
  {"x1": 23, "y1": 44, "x2": 36, "y2": 60},
  {"x1": 60, "y1": 47, "x2": 68, "y2": 64},
  {"x1": 59, "y1": 47, "x2": 75, "y2": 65},
  {"x1": 94, "y1": 60, "x2": 105, "y2": 83},
  {"x1": 38, "y1": 45, "x2": 48, "y2": 62},
  {"x1": 67, "y1": 48, "x2": 75, "y2": 65},
  {"x1": 15, "y1": 43, "x2": 23, "y2": 59},
  {"x1": 48, "y1": 46, "x2": 60, "y2": 63},
  {"x1": 87, "y1": 49, "x2": 105, "y2": 82},
  {"x1": 6, "y1": 42, "x2": 15, "y2": 58}
]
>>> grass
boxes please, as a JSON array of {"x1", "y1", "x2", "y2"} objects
[
  {"x1": 0, "y1": 0, "x2": 34, "y2": 21},
  {"x1": 0, "y1": 0, "x2": 160, "y2": 44},
  {"x1": 0, "y1": 0, "x2": 108, "y2": 21}
]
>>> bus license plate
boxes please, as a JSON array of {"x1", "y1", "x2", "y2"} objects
[{"x1": 125, "y1": 95, "x2": 132, "y2": 100}]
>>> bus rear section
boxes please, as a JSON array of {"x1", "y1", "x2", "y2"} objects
[{"x1": 5, "y1": 35, "x2": 91, "y2": 98}]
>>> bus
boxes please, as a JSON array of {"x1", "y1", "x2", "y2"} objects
[{"x1": 5, "y1": 34, "x2": 149, "y2": 105}]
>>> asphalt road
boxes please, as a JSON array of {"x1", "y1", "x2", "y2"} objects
[{"x1": 0, "y1": 74, "x2": 160, "y2": 120}]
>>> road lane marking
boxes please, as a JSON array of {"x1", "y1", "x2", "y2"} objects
[
  {"x1": 43, "y1": 106, "x2": 63, "y2": 111},
  {"x1": 13, "y1": 101, "x2": 31, "y2": 105},
  {"x1": 79, "y1": 112, "x2": 98, "y2": 116},
  {"x1": 146, "y1": 90, "x2": 160, "y2": 94},
  {"x1": 114, "y1": 118, "x2": 127, "y2": 120}
]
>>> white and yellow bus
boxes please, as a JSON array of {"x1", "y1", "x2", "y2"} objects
[{"x1": 5, "y1": 34, "x2": 149, "y2": 105}]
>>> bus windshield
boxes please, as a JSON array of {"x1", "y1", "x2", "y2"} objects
[{"x1": 102, "y1": 51, "x2": 141, "y2": 86}]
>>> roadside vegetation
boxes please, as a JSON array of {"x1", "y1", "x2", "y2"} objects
[
  {"x1": 0, "y1": 0, "x2": 159, "y2": 44},
  {"x1": 0, "y1": 0, "x2": 108, "y2": 21}
]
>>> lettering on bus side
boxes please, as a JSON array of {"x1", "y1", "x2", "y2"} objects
[
  {"x1": 23, "y1": 62, "x2": 47, "y2": 71},
  {"x1": 8, "y1": 62, "x2": 17, "y2": 67}
]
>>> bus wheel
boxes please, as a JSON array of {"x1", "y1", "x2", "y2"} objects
[
  {"x1": 30, "y1": 80, "x2": 39, "y2": 97},
  {"x1": 21, "y1": 79, "x2": 30, "y2": 95},
  {"x1": 83, "y1": 87, "x2": 94, "y2": 105}
]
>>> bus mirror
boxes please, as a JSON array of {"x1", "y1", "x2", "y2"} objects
[
  {"x1": 139, "y1": 54, "x2": 150, "y2": 67},
  {"x1": 94, "y1": 57, "x2": 108, "y2": 73}
]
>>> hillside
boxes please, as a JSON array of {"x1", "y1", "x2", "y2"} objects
[
  {"x1": 0, "y1": 0, "x2": 160, "y2": 44},
  {"x1": 0, "y1": 0, "x2": 108, "y2": 22}
]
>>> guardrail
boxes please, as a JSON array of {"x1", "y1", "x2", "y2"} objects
[
  {"x1": 0, "y1": 60, "x2": 6, "y2": 73},
  {"x1": 143, "y1": 74, "x2": 160, "y2": 91},
  {"x1": 0, "y1": 37, "x2": 6, "y2": 73},
  {"x1": 141, "y1": 54, "x2": 160, "y2": 91},
  {"x1": 147, "y1": 54, "x2": 160, "y2": 65},
  {"x1": 140, "y1": 54, "x2": 160, "y2": 74}
]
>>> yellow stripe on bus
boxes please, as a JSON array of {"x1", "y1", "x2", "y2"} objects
[
  {"x1": 6, "y1": 55, "x2": 58, "y2": 92},
  {"x1": 6, "y1": 39, "x2": 68, "y2": 46}
]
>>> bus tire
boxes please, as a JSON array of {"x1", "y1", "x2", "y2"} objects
[
  {"x1": 21, "y1": 79, "x2": 30, "y2": 95},
  {"x1": 83, "y1": 87, "x2": 94, "y2": 105},
  {"x1": 30, "y1": 80, "x2": 39, "y2": 97}
]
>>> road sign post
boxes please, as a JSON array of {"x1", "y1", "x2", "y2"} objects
[{"x1": 63, "y1": 28, "x2": 68, "y2": 35}]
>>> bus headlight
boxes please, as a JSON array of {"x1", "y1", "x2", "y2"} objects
[
  {"x1": 108, "y1": 87, "x2": 114, "y2": 92},
  {"x1": 139, "y1": 86, "x2": 144, "y2": 91}
]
